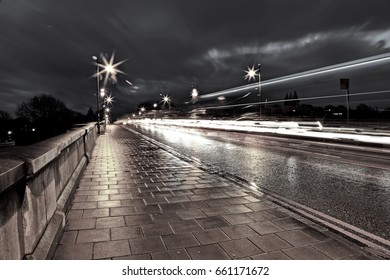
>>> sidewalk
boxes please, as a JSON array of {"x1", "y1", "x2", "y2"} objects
[{"x1": 53, "y1": 125, "x2": 374, "y2": 260}]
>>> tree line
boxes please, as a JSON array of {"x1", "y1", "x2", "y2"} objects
[{"x1": 0, "y1": 94, "x2": 95, "y2": 145}]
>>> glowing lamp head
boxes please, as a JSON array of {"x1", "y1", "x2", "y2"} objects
[
  {"x1": 162, "y1": 94, "x2": 170, "y2": 104},
  {"x1": 191, "y1": 88, "x2": 199, "y2": 98},
  {"x1": 244, "y1": 66, "x2": 259, "y2": 82}
]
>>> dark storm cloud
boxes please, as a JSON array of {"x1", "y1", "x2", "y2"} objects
[{"x1": 1, "y1": 0, "x2": 390, "y2": 117}]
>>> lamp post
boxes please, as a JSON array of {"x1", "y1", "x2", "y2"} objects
[
  {"x1": 191, "y1": 87, "x2": 199, "y2": 103},
  {"x1": 162, "y1": 94, "x2": 171, "y2": 110},
  {"x1": 92, "y1": 56, "x2": 101, "y2": 134},
  {"x1": 244, "y1": 64, "x2": 262, "y2": 118},
  {"x1": 93, "y1": 52, "x2": 125, "y2": 132}
]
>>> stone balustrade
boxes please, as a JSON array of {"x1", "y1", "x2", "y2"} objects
[{"x1": 0, "y1": 123, "x2": 98, "y2": 259}]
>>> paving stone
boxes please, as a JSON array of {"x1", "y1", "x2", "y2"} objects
[
  {"x1": 182, "y1": 201, "x2": 208, "y2": 209},
  {"x1": 166, "y1": 195, "x2": 191, "y2": 203},
  {"x1": 162, "y1": 233, "x2": 200, "y2": 249},
  {"x1": 96, "y1": 216, "x2": 125, "y2": 228},
  {"x1": 135, "y1": 204, "x2": 162, "y2": 214},
  {"x1": 246, "y1": 210, "x2": 277, "y2": 222},
  {"x1": 186, "y1": 244, "x2": 231, "y2": 260},
  {"x1": 246, "y1": 201, "x2": 277, "y2": 211},
  {"x1": 205, "y1": 199, "x2": 230, "y2": 207},
  {"x1": 242, "y1": 195, "x2": 262, "y2": 202},
  {"x1": 113, "y1": 254, "x2": 152, "y2": 260},
  {"x1": 221, "y1": 225, "x2": 259, "y2": 239},
  {"x1": 67, "y1": 209, "x2": 83, "y2": 219},
  {"x1": 72, "y1": 202, "x2": 97, "y2": 210},
  {"x1": 311, "y1": 240, "x2": 358, "y2": 259},
  {"x1": 170, "y1": 220, "x2": 203, "y2": 233},
  {"x1": 83, "y1": 208, "x2": 110, "y2": 218},
  {"x1": 110, "y1": 194, "x2": 134, "y2": 200},
  {"x1": 94, "y1": 240, "x2": 131, "y2": 259},
  {"x1": 159, "y1": 203, "x2": 185, "y2": 212},
  {"x1": 87, "y1": 195, "x2": 109, "y2": 202},
  {"x1": 301, "y1": 227, "x2": 330, "y2": 241},
  {"x1": 225, "y1": 190, "x2": 249, "y2": 197},
  {"x1": 189, "y1": 194, "x2": 210, "y2": 201},
  {"x1": 77, "y1": 228, "x2": 110, "y2": 243},
  {"x1": 209, "y1": 192, "x2": 231, "y2": 199},
  {"x1": 151, "y1": 249, "x2": 191, "y2": 260},
  {"x1": 196, "y1": 216, "x2": 230, "y2": 229},
  {"x1": 201, "y1": 207, "x2": 229, "y2": 217},
  {"x1": 121, "y1": 199, "x2": 145, "y2": 207},
  {"x1": 225, "y1": 197, "x2": 252, "y2": 205},
  {"x1": 248, "y1": 221, "x2": 284, "y2": 235},
  {"x1": 54, "y1": 243, "x2": 93, "y2": 260},
  {"x1": 129, "y1": 236, "x2": 166, "y2": 254},
  {"x1": 177, "y1": 209, "x2": 207, "y2": 220},
  {"x1": 283, "y1": 246, "x2": 331, "y2": 260},
  {"x1": 141, "y1": 223, "x2": 174, "y2": 237},
  {"x1": 151, "y1": 191, "x2": 174, "y2": 198},
  {"x1": 219, "y1": 238, "x2": 263, "y2": 259},
  {"x1": 249, "y1": 234, "x2": 292, "y2": 252},
  {"x1": 110, "y1": 206, "x2": 137, "y2": 216},
  {"x1": 151, "y1": 213, "x2": 182, "y2": 224},
  {"x1": 224, "y1": 204, "x2": 253, "y2": 214},
  {"x1": 272, "y1": 217, "x2": 306, "y2": 230},
  {"x1": 66, "y1": 218, "x2": 96, "y2": 230},
  {"x1": 73, "y1": 196, "x2": 87, "y2": 202},
  {"x1": 143, "y1": 197, "x2": 167, "y2": 205},
  {"x1": 97, "y1": 200, "x2": 122, "y2": 208},
  {"x1": 77, "y1": 190, "x2": 99, "y2": 196},
  {"x1": 125, "y1": 215, "x2": 154, "y2": 227},
  {"x1": 251, "y1": 251, "x2": 292, "y2": 260},
  {"x1": 222, "y1": 213, "x2": 255, "y2": 225},
  {"x1": 59, "y1": 231, "x2": 77, "y2": 245},
  {"x1": 111, "y1": 226, "x2": 143, "y2": 240},
  {"x1": 277, "y1": 230, "x2": 319, "y2": 246},
  {"x1": 266, "y1": 208, "x2": 290, "y2": 218},
  {"x1": 192, "y1": 229, "x2": 230, "y2": 245},
  {"x1": 99, "y1": 189, "x2": 119, "y2": 195}
]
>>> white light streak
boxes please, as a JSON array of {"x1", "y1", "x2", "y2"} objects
[
  {"x1": 200, "y1": 89, "x2": 390, "y2": 110},
  {"x1": 200, "y1": 52, "x2": 390, "y2": 100}
]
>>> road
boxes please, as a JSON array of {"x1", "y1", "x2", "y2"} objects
[{"x1": 123, "y1": 122, "x2": 390, "y2": 243}]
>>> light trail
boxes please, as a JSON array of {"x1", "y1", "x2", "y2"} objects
[
  {"x1": 199, "y1": 89, "x2": 390, "y2": 110},
  {"x1": 200, "y1": 52, "x2": 390, "y2": 100}
]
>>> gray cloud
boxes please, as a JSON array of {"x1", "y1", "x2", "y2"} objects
[{"x1": 1, "y1": 0, "x2": 390, "y2": 117}]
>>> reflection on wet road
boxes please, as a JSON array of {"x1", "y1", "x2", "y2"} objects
[{"x1": 127, "y1": 123, "x2": 390, "y2": 241}]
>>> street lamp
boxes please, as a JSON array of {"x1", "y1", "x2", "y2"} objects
[
  {"x1": 95, "y1": 52, "x2": 126, "y2": 87},
  {"x1": 92, "y1": 56, "x2": 101, "y2": 133},
  {"x1": 244, "y1": 64, "x2": 262, "y2": 118},
  {"x1": 191, "y1": 87, "x2": 199, "y2": 103},
  {"x1": 100, "y1": 88, "x2": 106, "y2": 97},
  {"x1": 105, "y1": 95, "x2": 114, "y2": 105},
  {"x1": 162, "y1": 94, "x2": 171, "y2": 110},
  {"x1": 93, "y1": 52, "x2": 125, "y2": 133}
]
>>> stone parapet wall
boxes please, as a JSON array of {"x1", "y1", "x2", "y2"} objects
[{"x1": 0, "y1": 123, "x2": 98, "y2": 259}]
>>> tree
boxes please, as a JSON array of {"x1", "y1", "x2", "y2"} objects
[
  {"x1": 15, "y1": 94, "x2": 72, "y2": 138},
  {"x1": 86, "y1": 107, "x2": 95, "y2": 122},
  {"x1": 0, "y1": 110, "x2": 13, "y2": 142}
]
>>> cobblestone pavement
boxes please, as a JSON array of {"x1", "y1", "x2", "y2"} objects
[{"x1": 53, "y1": 125, "x2": 374, "y2": 260}]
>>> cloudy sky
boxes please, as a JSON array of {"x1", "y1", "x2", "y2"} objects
[{"x1": 1, "y1": 0, "x2": 390, "y2": 117}]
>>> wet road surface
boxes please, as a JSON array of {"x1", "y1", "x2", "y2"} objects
[{"x1": 125, "y1": 123, "x2": 390, "y2": 241}]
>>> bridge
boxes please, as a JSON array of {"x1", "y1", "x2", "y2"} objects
[{"x1": 1, "y1": 121, "x2": 390, "y2": 260}]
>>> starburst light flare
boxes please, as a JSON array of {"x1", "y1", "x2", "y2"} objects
[
  {"x1": 162, "y1": 94, "x2": 170, "y2": 104},
  {"x1": 105, "y1": 95, "x2": 114, "y2": 105},
  {"x1": 94, "y1": 52, "x2": 126, "y2": 87},
  {"x1": 244, "y1": 66, "x2": 259, "y2": 82}
]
